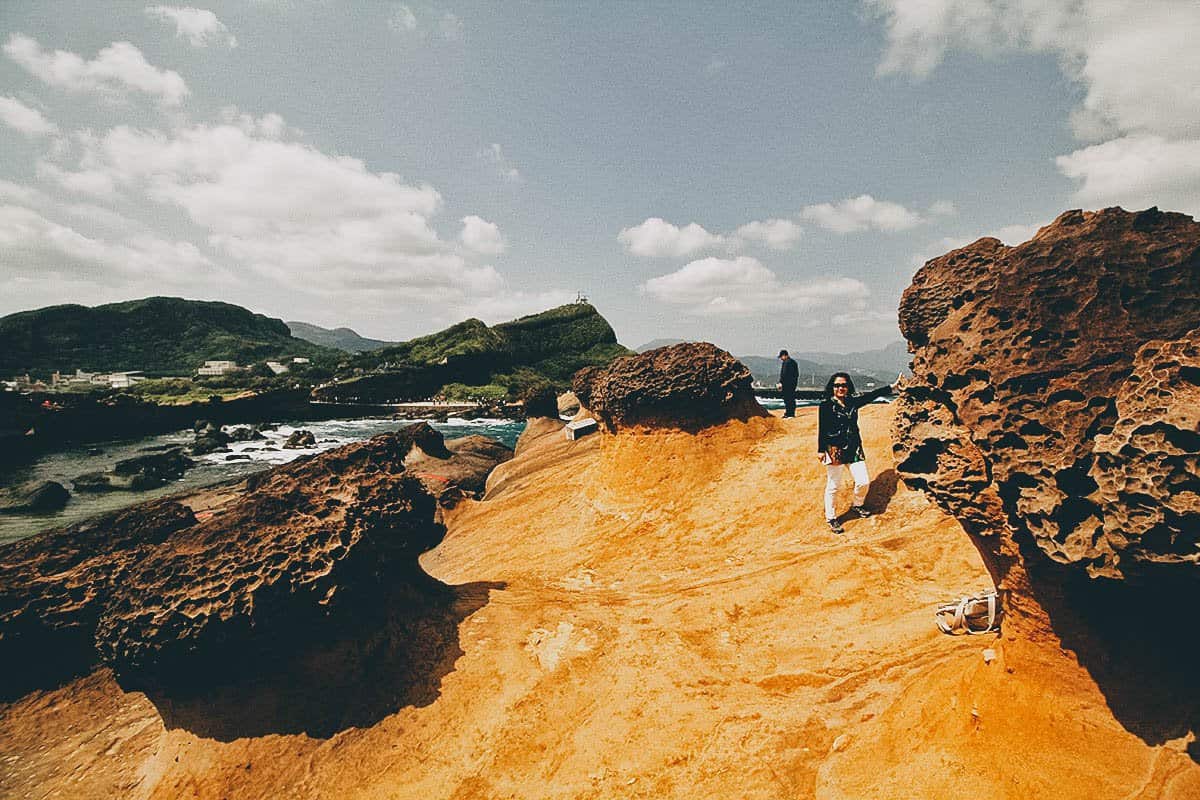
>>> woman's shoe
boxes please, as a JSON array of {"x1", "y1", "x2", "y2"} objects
[
  {"x1": 851, "y1": 506, "x2": 872, "y2": 518},
  {"x1": 828, "y1": 518, "x2": 844, "y2": 534}
]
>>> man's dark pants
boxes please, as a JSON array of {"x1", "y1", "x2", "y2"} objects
[{"x1": 782, "y1": 386, "x2": 796, "y2": 417}]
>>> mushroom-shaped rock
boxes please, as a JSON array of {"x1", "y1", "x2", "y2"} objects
[
  {"x1": 892, "y1": 207, "x2": 1200, "y2": 736},
  {"x1": 571, "y1": 342, "x2": 766, "y2": 433}
]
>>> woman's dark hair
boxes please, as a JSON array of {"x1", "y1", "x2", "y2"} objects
[{"x1": 824, "y1": 372, "x2": 855, "y2": 398}]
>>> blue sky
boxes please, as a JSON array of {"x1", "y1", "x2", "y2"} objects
[{"x1": 1, "y1": 1, "x2": 1197, "y2": 353}]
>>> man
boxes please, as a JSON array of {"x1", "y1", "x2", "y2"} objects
[{"x1": 777, "y1": 349, "x2": 799, "y2": 417}]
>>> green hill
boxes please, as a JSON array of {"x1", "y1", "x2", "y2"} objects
[
  {"x1": 316, "y1": 303, "x2": 631, "y2": 403},
  {"x1": 0, "y1": 297, "x2": 338, "y2": 377}
]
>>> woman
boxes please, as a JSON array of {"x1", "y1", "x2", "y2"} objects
[{"x1": 817, "y1": 371, "x2": 900, "y2": 533}]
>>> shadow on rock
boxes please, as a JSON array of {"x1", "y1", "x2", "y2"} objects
[
  {"x1": 865, "y1": 468, "x2": 899, "y2": 513},
  {"x1": 1022, "y1": 552, "x2": 1200, "y2": 761},
  {"x1": 135, "y1": 579, "x2": 504, "y2": 741}
]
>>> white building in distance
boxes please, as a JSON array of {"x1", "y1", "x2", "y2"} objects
[{"x1": 198, "y1": 360, "x2": 240, "y2": 376}]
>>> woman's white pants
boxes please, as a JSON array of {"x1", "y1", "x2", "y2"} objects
[{"x1": 824, "y1": 460, "x2": 870, "y2": 520}]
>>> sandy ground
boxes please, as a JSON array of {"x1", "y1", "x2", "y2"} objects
[{"x1": 2, "y1": 404, "x2": 1196, "y2": 799}]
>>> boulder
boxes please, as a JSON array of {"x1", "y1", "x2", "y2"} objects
[
  {"x1": 73, "y1": 448, "x2": 193, "y2": 493},
  {"x1": 894, "y1": 207, "x2": 1199, "y2": 587},
  {"x1": 557, "y1": 391, "x2": 580, "y2": 417},
  {"x1": 402, "y1": 423, "x2": 513, "y2": 503},
  {"x1": 191, "y1": 423, "x2": 231, "y2": 456},
  {"x1": 572, "y1": 342, "x2": 767, "y2": 432},
  {"x1": 0, "y1": 427, "x2": 446, "y2": 694},
  {"x1": 282, "y1": 429, "x2": 317, "y2": 449},
  {"x1": 522, "y1": 386, "x2": 559, "y2": 419},
  {"x1": 0, "y1": 480, "x2": 70, "y2": 514},
  {"x1": 227, "y1": 426, "x2": 266, "y2": 442}
]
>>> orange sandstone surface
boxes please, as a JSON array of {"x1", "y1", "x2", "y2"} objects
[{"x1": 2, "y1": 407, "x2": 1197, "y2": 798}]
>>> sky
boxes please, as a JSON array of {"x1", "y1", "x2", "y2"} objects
[{"x1": 0, "y1": 1, "x2": 1197, "y2": 355}]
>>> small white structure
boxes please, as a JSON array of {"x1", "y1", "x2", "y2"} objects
[
  {"x1": 106, "y1": 371, "x2": 144, "y2": 389},
  {"x1": 198, "y1": 360, "x2": 239, "y2": 376},
  {"x1": 266, "y1": 361, "x2": 289, "y2": 375},
  {"x1": 564, "y1": 418, "x2": 599, "y2": 441},
  {"x1": 291, "y1": 357, "x2": 310, "y2": 365}
]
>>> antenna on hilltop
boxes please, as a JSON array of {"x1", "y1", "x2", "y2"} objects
[{"x1": 575, "y1": 291, "x2": 589, "y2": 304}]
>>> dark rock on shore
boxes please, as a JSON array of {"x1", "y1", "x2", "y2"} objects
[
  {"x1": 0, "y1": 480, "x2": 70, "y2": 514},
  {"x1": 283, "y1": 429, "x2": 316, "y2": 449},
  {"x1": 73, "y1": 448, "x2": 194, "y2": 493},
  {"x1": 573, "y1": 342, "x2": 767, "y2": 432},
  {"x1": 522, "y1": 387, "x2": 559, "y2": 419},
  {"x1": 401, "y1": 423, "x2": 513, "y2": 505},
  {"x1": 0, "y1": 427, "x2": 456, "y2": 700},
  {"x1": 0, "y1": 500, "x2": 199, "y2": 696},
  {"x1": 227, "y1": 426, "x2": 266, "y2": 442},
  {"x1": 191, "y1": 421, "x2": 231, "y2": 455}
]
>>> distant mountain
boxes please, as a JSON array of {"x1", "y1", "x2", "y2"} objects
[
  {"x1": 741, "y1": 342, "x2": 910, "y2": 386},
  {"x1": 0, "y1": 297, "x2": 337, "y2": 376},
  {"x1": 315, "y1": 303, "x2": 632, "y2": 402},
  {"x1": 287, "y1": 321, "x2": 397, "y2": 353},
  {"x1": 635, "y1": 338, "x2": 687, "y2": 353},
  {"x1": 787, "y1": 341, "x2": 911, "y2": 378}
]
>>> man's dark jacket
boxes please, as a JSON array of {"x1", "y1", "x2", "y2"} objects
[{"x1": 779, "y1": 358, "x2": 799, "y2": 388}]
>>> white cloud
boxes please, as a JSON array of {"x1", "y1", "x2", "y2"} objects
[
  {"x1": 989, "y1": 222, "x2": 1043, "y2": 245},
  {"x1": 35, "y1": 118, "x2": 531, "y2": 301},
  {"x1": 910, "y1": 220, "x2": 1047, "y2": 267},
  {"x1": 4, "y1": 34, "x2": 189, "y2": 107},
  {"x1": 1055, "y1": 135, "x2": 1200, "y2": 216},
  {"x1": 439, "y1": 12, "x2": 464, "y2": 41},
  {"x1": 734, "y1": 218, "x2": 802, "y2": 250},
  {"x1": 0, "y1": 96, "x2": 60, "y2": 137},
  {"x1": 459, "y1": 215, "x2": 507, "y2": 254},
  {"x1": 450, "y1": 288, "x2": 576, "y2": 325},
  {"x1": 145, "y1": 6, "x2": 238, "y2": 48},
  {"x1": 477, "y1": 142, "x2": 521, "y2": 182},
  {"x1": 0, "y1": 202, "x2": 221, "y2": 285},
  {"x1": 36, "y1": 160, "x2": 118, "y2": 198},
  {"x1": 869, "y1": 0, "x2": 1200, "y2": 141},
  {"x1": 389, "y1": 4, "x2": 418, "y2": 32},
  {"x1": 801, "y1": 195, "x2": 926, "y2": 233},
  {"x1": 641, "y1": 255, "x2": 870, "y2": 315},
  {"x1": 867, "y1": 1, "x2": 1200, "y2": 215},
  {"x1": 618, "y1": 217, "x2": 727, "y2": 258},
  {"x1": 831, "y1": 308, "x2": 897, "y2": 327}
]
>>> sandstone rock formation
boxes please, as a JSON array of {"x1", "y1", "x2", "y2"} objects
[
  {"x1": 556, "y1": 390, "x2": 580, "y2": 417},
  {"x1": 893, "y1": 207, "x2": 1200, "y2": 749},
  {"x1": 0, "y1": 427, "x2": 447, "y2": 698},
  {"x1": 895, "y1": 207, "x2": 1198, "y2": 588},
  {"x1": 401, "y1": 422, "x2": 514, "y2": 503},
  {"x1": 572, "y1": 341, "x2": 766, "y2": 432}
]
